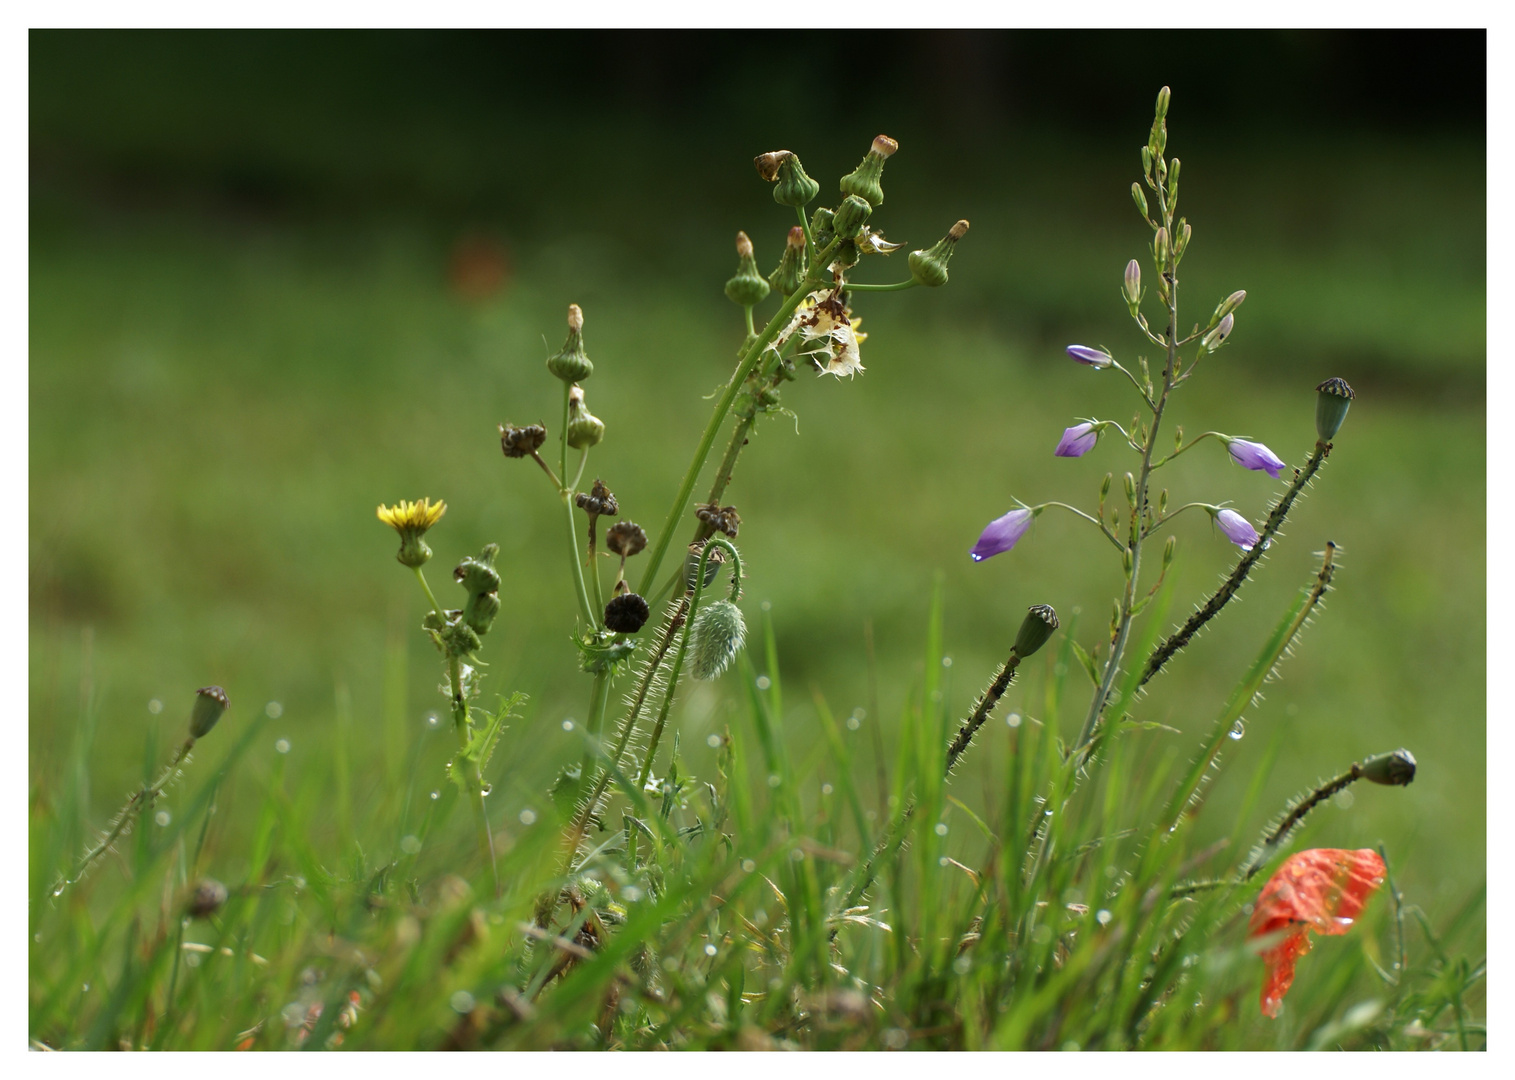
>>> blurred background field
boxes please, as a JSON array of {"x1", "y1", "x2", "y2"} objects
[{"x1": 30, "y1": 29, "x2": 1485, "y2": 967}]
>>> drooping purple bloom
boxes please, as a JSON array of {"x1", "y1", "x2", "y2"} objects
[
  {"x1": 1055, "y1": 422, "x2": 1100, "y2": 458},
  {"x1": 1065, "y1": 345, "x2": 1113, "y2": 369},
  {"x1": 1227, "y1": 438, "x2": 1286, "y2": 479},
  {"x1": 971, "y1": 508, "x2": 1034, "y2": 562},
  {"x1": 1215, "y1": 509, "x2": 1260, "y2": 551}
]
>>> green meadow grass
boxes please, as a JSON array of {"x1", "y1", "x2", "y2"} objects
[{"x1": 29, "y1": 131, "x2": 1484, "y2": 1048}]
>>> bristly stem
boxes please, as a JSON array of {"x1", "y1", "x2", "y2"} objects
[
  {"x1": 1139, "y1": 442, "x2": 1330, "y2": 688},
  {"x1": 945, "y1": 653, "x2": 1023, "y2": 774},
  {"x1": 73, "y1": 736, "x2": 197, "y2": 883},
  {"x1": 448, "y1": 654, "x2": 499, "y2": 897}
]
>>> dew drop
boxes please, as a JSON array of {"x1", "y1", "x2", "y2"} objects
[
  {"x1": 519, "y1": 808, "x2": 537, "y2": 825},
  {"x1": 1228, "y1": 720, "x2": 1246, "y2": 741},
  {"x1": 845, "y1": 715, "x2": 861, "y2": 731},
  {"x1": 703, "y1": 944, "x2": 717, "y2": 957},
  {"x1": 706, "y1": 733, "x2": 721, "y2": 748},
  {"x1": 821, "y1": 783, "x2": 834, "y2": 795},
  {"x1": 154, "y1": 810, "x2": 171, "y2": 827},
  {"x1": 426, "y1": 712, "x2": 440, "y2": 729},
  {"x1": 480, "y1": 784, "x2": 491, "y2": 796},
  {"x1": 562, "y1": 719, "x2": 575, "y2": 731},
  {"x1": 147, "y1": 698, "x2": 163, "y2": 715},
  {"x1": 755, "y1": 675, "x2": 772, "y2": 690},
  {"x1": 399, "y1": 835, "x2": 421, "y2": 855},
  {"x1": 1096, "y1": 909, "x2": 1113, "y2": 926},
  {"x1": 934, "y1": 822, "x2": 949, "y2": 836},
  {"x1": 1006, "y1": 713, "x2": 1022, "y2": 728},
  {"x1": 265, "y1": 701, "x2": 283, "y2": 719},
  {"x1": 430, "y1": 791, "x2": 440, "y2": 801},
  {"x1": 741, "y1": 859, "x2": 756, "y2": 873},
  {"x1": 275, "y1": 738, "x2": 291, "y2": 754},
  {"x1": 941, "y1": 656, "x2": 953, "y2": 668}
]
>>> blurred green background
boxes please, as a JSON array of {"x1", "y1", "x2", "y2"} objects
[{"x1": 30, "y1": 31, "x2": 1484, "y2": 941}]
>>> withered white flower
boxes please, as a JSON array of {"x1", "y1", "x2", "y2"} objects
[
  {"x1": 788, "y1": 290, "x2": 867, "y2": 378},
  {"x1": 857, "y1": 228, "x2": 905, "y2": 255}
]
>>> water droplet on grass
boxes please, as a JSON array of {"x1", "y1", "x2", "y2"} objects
[
  {"x1": 706, "y1": 733, "x2": 721, "y2": 748},
  {"x1": 265, "y1": 701, "x2": 283, "y2": 719},
  {"x1": 755, "y1": 675, "x2": 771, "y2": 690},
  {"x1": 519, "y1": 809, "x2": 537, "y2": 825},
  {"x1": 426, "y1": 713, "x2": 440, "y2": 729},
  {"x1": 704, "y1": 944, "x2": 717, "y2": 956},
  {"x1": 741, "y1": 860, "x2": 756, "y2": 873},
  {"x1": 147, "y1": 698, "x2": 162, "y2": 714},
  {"x1": 1006, "y1": 713, "x2": 1022, "y2": 728},
  {"x1": 450, "y1": 990, "x2": 475, "y2": 1013},
  {"x1": 1228, "y1": 720, "x2": 1246, "y2": 741},
  {"x1": 1096, "y1": 909, "x2": 1112, "y2": 926},
  {"x1": 934, "y1": 823, "x2": 949, "y2": 836},
  {"x1": 275, "y1": 739, "x2": 290, "y2": 754},
  {"x1": 155, "y1": 810, "x2": 171, "y2": 827},
  {"x1": 399, "y1": 835, "x2": 421, "y2": 855},
  {"x1": 845, "y1": 715, "x2": 861, "y2": 731},
  {"x1": 430, "y1": 791, "x2": 440, "y2": 800},
  {"x1": 562, "y1": 719, "x2": 574, "y2": 731}
]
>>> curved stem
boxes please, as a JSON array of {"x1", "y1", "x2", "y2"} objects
[
  {"x1": 1039, "y1": 501, "x2": 1126, "y2": 554},
  {"x1": 1140, "y1": 501, "x2": 1212, "y2": 541},
  {"x1": 412, "y1": 566, "x2": 446, "y2": 620},
  {"x1": 561, "y1": 489, "x2": 597, "y2": 628},
  {"x1": 1149, "y1": 431, "x2": 1226, "y2": 470},
  {"x1": 1110, "y1": 360, "x2": 1156, "y2": 411},
  {"x1": 845, "y1": 279, "x2": 917, "y2": 293},
  {"x1": 570, "y1": 446, "x2": 590, "y2": 494}
]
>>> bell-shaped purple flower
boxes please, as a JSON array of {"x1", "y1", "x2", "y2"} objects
[
  {"x1": 971, "y1": 508, "x2": 1035, "y2": 562},
  {"x1": 1214, "y1": 508, "x2": 1260, "y2": 551},
  {"x1": 1226, "y1": 438, "x2": 1285, "y2": 479},
  {"x1": 1055, "y1": 422, "x2": 1100, "y2": 458},
  {"x1": 1066, "y1": 345, "x2": 1113, "y2": 369}
]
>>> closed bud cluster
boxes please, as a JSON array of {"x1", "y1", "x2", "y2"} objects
[
  {"x1": 454, "y1": 544, "x2": 501, "y2": 636},
  {"x1": 831, "y1": 194, "x2": 873, "y2": 238},
  {"x1": 499, "y1": 422, "x2": 547, "y2": 459},
  {"x1": 690, "y1": 599, "x2": 748, "y2": 680},
  {"x1": 769, "y1": 226, "x2": 806, "y2": 296},
  {"x1": 725, "y1": 231, "x2": 771, "y2": 307},
  {"x1": 1012, "y1": 604, "x2": 1059, "y2": 658},
  {"x1": 566, "y1": 385, "x2": 605, "y2": 449},
  {"x1": 839, "y1": 134, "x2": 898, "y2": 207},
  {"x1": 908, "y1": 220, "x2": 970, "y2": 288},
  {"x1": 1315, "y1": 376, "x2": 1355, "y2": 442},
  {"x1": 1359, "y1": 748, "x2": 1416, "y2": 786},
  {"x1": 546, "y1": 304, "x2": 593, "y2": 382},
  {"x1": 189, "y1": 685, "x2": 229, "y2": 739}
]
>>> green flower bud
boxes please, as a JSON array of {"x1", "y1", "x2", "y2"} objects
[
  {"x1": 1131, "y1": 183, "x2": 1148, "y2": 220},
  {"x1": 1155, "y1": 85, "x2": 1171, "y2": 119},
  {"x1": 441, "y1": 620, "x2": 482, "y2": 659},
  {"x1": 1012, "y1": 604, "x2": 1059, "y2": 659},
  {"x1": 830, "y1": 194, "x2": 873, "y2": 238},
  {"x1": 690, "y1": 599, "x2": 747, "y2": 680},
  {"x1": 1315, "y1": 377, "x2": 1354, "y2": 442},
  {"x1": 546, "y1": 304, "x2": 593, "y2": 383},
  {"x1": 1168, "y1": 156, "x2": 1181, "y2": 189},
  {"x1": 725, "y1": 231, "x2": 771, "y2": 307},
  {"x1": 682, "y1": 540, "x2": 727, "y2": 591},
  {"x1": 189, "y1": 686, "x2": 229, "y2": 739},
  {"x1": 907, "y1": 219, "x2": 970, "y2": 288},
  {"x1": 1124, "y1": 259, "x2": 1141, "y2": 305},
  {"x1": 566, "y1": 385, "x2": 605, "y2": 450},
  {"x1": 769, "y1": 226, "x2": 806, "y2": 296},
  {"x1": 810, "y1": 206, "x2": 836, "y2": 250},
  {"x1": 839, "y1": 134, "x2": 897, "y2": 207},
  {"x1": 464, "y1": 589, "x2": 499, "y2": 636},
  {"x1": 1100, "y1": 472, "x2": 1113, "y2": 501},
  {"x1": 1163, "y1": 535, "x2": 1177, "y2": 569},
  {"x1": 1153, "y1": 227, "x2": 1169, "y2": 271},
  {"x1": 1141, "y1": 146, "x2": 1153, "y2": 177},
  {"x1": 1359, "y1": 748, "x2": 1416, "y2": 786},
  {"x1": 454, "y1": 544, "x2": 501, "y2": 596},
  {"x1": 1213, "y1": 290, "x2": 1247, "y2": 323},
  {"x1": 1123, "y1": 472, "x2": 1136, "y2": 506},
  {"x1": 755, "y1": 150, "x2": 820, "y2": 208}
]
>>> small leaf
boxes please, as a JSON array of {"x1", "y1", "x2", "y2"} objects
[{"x1": 1069, "y1": 638, "x2": 1100, "y2": 687}]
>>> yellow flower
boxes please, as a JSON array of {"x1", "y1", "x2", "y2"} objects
[{"x1": 377, "y1": 497, "x2": 446, "y2": 567}]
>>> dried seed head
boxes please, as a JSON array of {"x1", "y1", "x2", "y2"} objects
[
  {"x1": 606, "y1": 520, "x2": 647, "y2": 558},
  {"x1": 575, "y1": 479, "x2": 618, "y2": 519},
  {"x1": 186, "y1": 878, "x2": 229, "y2": 918},
  {"x1": 604, "y1": 592, "x2": 651, "y2": 634},
  {"x1": 499, "y1": 422, "x2": 547, "y2": 458},
  {"x1": 696, "y1": 502, "x2": 741, "y2": 539}
]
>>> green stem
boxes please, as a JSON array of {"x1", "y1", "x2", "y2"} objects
[
  {"x1": 845, "y1": 279, "x2": 917, "y2": 293},
  {"x1": 412, "y1": 566, "x2": 445, "y2": 619},
  {"x1": 744, "y1": 304, "x2": 755, "y2": 338},
  {"x1": 448, "y1": 654, "x2": 499, "y2": 897},
  {"x1": 579, "y1": 670, "x2": 611, "y2": 791},
  {"x1": 797, "y1": 206, "x2": 816, "y2": 261},
  {"x1": 638, "y1": 241, "x2": 837, "y2": 596}
]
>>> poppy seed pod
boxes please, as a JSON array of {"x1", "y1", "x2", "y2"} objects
[
  {"x1": 682, "y1": 541, "x2": 728, "y2": 590},
  {"x1": 1359, "y1": 748, "x2": 1416, "y2": 786},
  {"x1": 1012, "y1": 604, "x2": 1059, "y2": 658},
  {"x1": 725, "y1": 232, "x2": 771, "y2": 307},
  {"x1": 189, "y1": 686, "x2": 229, "y2": 739},
  {"x1": 606, "y1": 520, "x2": 647, "y2": 558},
  {"x1": 1315, "y1": 377, "x2": 1354, "y2": 442},
  {"x1": 839, "y1": 134, "x2": 898, "y2": 207},
  {"x1": 908, "y1": 219, "x2": 970, "y2": 287},
  {"x1": 690, "y1": 599, "x2": 748, "y2": 680},
  {"x1": 604, "y1": 592, "x2": 651, "y2": 634},
  {"x1": 546, "y1": 304, "x2": 593, "y2": 383},
  {"x1": 772, "y1": 152, "x2": 821, "y2": 208},
  {"x1": 830, "y1": 194, "x2": 873, "y2": 238}
]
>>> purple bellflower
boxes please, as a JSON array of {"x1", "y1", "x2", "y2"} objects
[
  {"x1": 1055, "y1": 422, "x2": 1101, "y2": 458},
  {"x1": 971, "y1": 508, "x2": 1035, "y2": 562},
  {"x1": 1066, "y1": 345, "x2": 1113, "y2": 369},
  {"x1": 1213, "y1": 508, "x2": 1260, "y2": 551},
  {"x1": 1226, "y1": 438, "x2": 1286, "y2": 479}
]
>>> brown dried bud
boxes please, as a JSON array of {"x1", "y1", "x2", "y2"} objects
[
  {"x1": 736, "y1": 231, "x2": 754, "y2": 259},
  {"x1": 186, "y1": 878, "x2": 229, "y2": 918},
  {"x1": 575, "y1": 478, "x2": 618, "y2": 519},
  {"x1": 566, "y1": 303, "x2": 583, "y2": 333},
  {"x1": 696, "y1": 503, "x2": 741, "y2": 538},
  {"x1": 606, "y1": 520, "x2": 647, "y2": 558},
  {"x1": 499, "y1": 422, "x2": 547, "y2": 459},
  {"x1": 871, "y1": 134, "x2": 899, "y2": 158},
  {"x1": 604, "y1": 592, "x2": 651, "y2": 634},
  {"x1": 754, "y1": 150, "x2": 793, "y2": 182}
]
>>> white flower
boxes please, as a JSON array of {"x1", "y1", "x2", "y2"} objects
[{"x1": 791, "y1": 290, "x2": 867, "y2": 379}]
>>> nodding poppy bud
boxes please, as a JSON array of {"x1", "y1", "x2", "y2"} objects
[
  {"x1": 189, "y1": 686, "x2": 229, "y2": 739},
  {"x1": 767, "y1": 151, "x2": 820, "y2": 208},
  {"x1": 839, "y1": 134, "x2": 898, "y2": 207},
  {"x1": 1124, "y1": 259, "x2": 1141, "y2": 305},
  {"x1": 725, "y1": 231, "x2": 771, "y2": 307},
  {"x1": 1131, "y1": 183, "x2": 1149, "y2": 220},
  {"x1": 546, "y1": 304, "x2": 593, "y2": 383},
  {"x1": 830, "y1": 194, "x2": 873, "y2": 238},
  {"x1": 682, "y1": 540, "x2": 727, "y2": 591},
  {"x1": 690, "y1": 599, "x2": 747, "y2": 680},
  {"x1": 186, "y1": 878, "x2": 229, "y2": 919},
  {"x1": 1359, "y1": 748, "x2": 1416, "y2": 786},
  {"x1": 1315, "y1": 377, "x2": 1354, "y2": 442},
  {"x1": 575, "y1": 479, "x2": 618, "y2": 519},
  {"x1": 566, "y1": 385, "x2": 605, "y2": 450},
  {"x1": 500, "y1": 423, "x2": 547, "y2": 459},
  {"x1": 604, "y1": 591, "x2": 651, "y2": 634},
  {"x1": 606, "y1": 520, "x2": 647, "y2": 559},
  {"x1": 1012, "y1": 604, "x2": 1059, "y2": 658},
  {"x1": 908, "y1": 219, "x2": 970, "y2": 287},
  {"x1": 769, "y1": 227, "x2": 806, "y2": 296}
]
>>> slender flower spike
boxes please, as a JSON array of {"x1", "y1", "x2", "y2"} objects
[
  {"x1": 1055, "y1": 422, "x2": 1102, "y2": 458},
  {"x1": 1247, "y1": 848, "x2": 1386, "y2": 1018},
  {"x1": 1066, "y1": 345, "x2": 1113, "y2": 370},
  {"x1": 1225, "y1": 438, "x2": 1286, "y2": 479},
  {"x1": 1211, "y1": 507, "x2": 1260, "y2": 551},
  {"x1": 377, "y1": 497, "x2": 447, "y2": 568},
  {"x1": 971, "y1": 507, "x2": 1037, "y2": 562}
]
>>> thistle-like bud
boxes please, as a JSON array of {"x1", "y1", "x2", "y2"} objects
[
  {"x1": 690, "y1": 599, "x2": 747, "y2": 680},
  {"x1": 1123, "y1": 259, "x2": 1141, "y2": 306},
  {"x1": 441, "y1": 620, "x2": 482, "y2": 659},
  {"x1": 606, "y1": 520, "x2": 647, "y2": 558},
  {"x1": 839, "y1": 134, "x2": 898, "y2": 207},
  {"x1": 1315, "y1": 377, "x2": 1354, "y2": 442},
  {"x1": 604, "y1": 592, "x2": 651, "y2": 634},
  {"x1": 768, "y1": 151, "x2": 821, "y2": 208},
  {"x1": 1012, "y1": 604, "x2": 1059, "y2": 658},
  {"x1": 1131, "y1": 183, "x2": 1149, "y2": 220},
  {"x1": 725, "y1": 231, "x2": 771, "y2": 307},
  {"x1": 682, "y1": 540, "x2": 727, "y2": 591},
  {"x1": 831, "y1": 194, "x2": 872, "y2": 238},
  {"x1": 189, "y1": 686, "x2": 229, "y2": 739},
  {"x1": 546, "y1": 304, "x2": 593, "y2": 383},
  {"x1": 908, "y1": 219, "x2": 970, "y2": 288},
  {"x1": 566, "y1": 385, "x2": 605, "y2": 449},
  {"x1": 186, "y1": 878, "x2": 229, "y2": 918},
  {"x1": 500, "y1": 422, "x2": 547, "y2": 459},
  {"x1": 1359, "y1": 748, "x2": 1416, "y2": 786},
  {"x1": 1201, "y1": 313, "x2": 1234, "y2": 352},
  {"x1": 1213, "y1": 290, "x2": 1247, "y2": 323},
  {"x1": 769, "y1": 226, "x2": 806, "y2": 297},
  {"x1": 809, "y1": 206, "x2": 836, "y2": 250}
]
